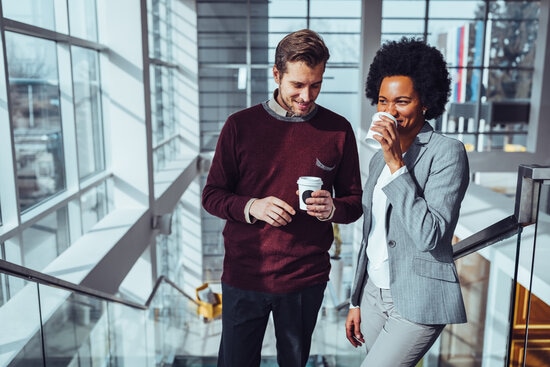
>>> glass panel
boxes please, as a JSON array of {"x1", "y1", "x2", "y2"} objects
[
  {"x1": 266, "y1": 19, "x2": 308, "y2": 34},
  {"x1": 316, "y1": 67, "x2": 360, "y2": 128},
  {"x1": 5, "y1": 32, "x2": 66, "y2": 212},
  {"x1": 80, "y1": 183, "x2": 108, "y2": 233},
  {"x1": 197, "y1": 0, "x2": 249, "y2": 68},
  {"x1": 511, "y1": 284, "x2": 550, "y2": 365},
  {"x1": 512, "y1": 183, "x2": 549, "y2": 365},
  {"x1": 310, "y1": 19, "x2": 362, "y2": 35},
  {"x1": 41, "y1": 288, "x2": 79, "y2": 365},
  {"x1": 486, "y1": 19, "x2": 538, "y2": 68},
  {"x1": 251, "y1": 33, "x2": 270, "y2": 64},
  {"x1": 251, "y1": 67, "x2": 273, "y2": 105},
  {"x1": 198, "y1": 32, "x2": 248, "y2": 64},
  {"x1": 447, "y1": 66, "x2": 482, "y2": 102},
  {"x1": 68, "y1": 0, "x2": 98, "y2": 41},
  {"x1": 2, "y1": 0, "x2": 56, "y2": 30},
  {"x1": 201, "y1": 132, "x2": 221, "y2": 152},
  {"x1": 429, "y1": 0, "x2": 484, "y2": 19},
  {"x1": 151, "y1": 65, "x2": 176, "y2": 147},
  {"x1": 442, "y1": 100, "x2": 530, "y2": 153},
  {"x1": 108, "y1": 301, "x2": 154, "y2": 365},
  {"x1": 382, "y1": 19, "x2": 425, "y2": 37},
  {"x1": 310, "y1": 0, "x2": 361, "y2": 17},
  {"x1": 267, "y1": 0, "x2": 307, "y2": 17},
  {"x1": 488, "y1": 1, "x2": 540, "y2": 21},
  {"x1": 200, "y1": 67, "x2": 247, "y2": 114},
  {"x1": 16, "y1": 207, "x2": 69, "y2": 271},
  {"x1": 87, "y1": 297, "x2": 111, "y2": 366},
  {"x1": 428, "y1": 20, "x2": 486, "y2": 68},
  {"x1": 317, "y1": 33, "x2": 361, "y2": 64},
  {"x1": 33, "y1": 286, "x2": 109, "y2": 366},
  {"x1": 72, "y1": 46, "x2": 105, "y2": 180},
  {"x1": 382, "y1": 0, "x2": 426, "y2": 18},
  {"x1": 199, "y1": 67, "x2": 247, "y2": 149},
  {"x1": 435, "y1": 251, "x2": 514, "y2": 365},
  {"x1": 487, "y1": 68, "x2": 533, "y2": 100},
  {"x1": 150, "y1": 282, "x2": 190, "y2": 363},
  {"x1": 213, "y1": 19, "x2": 249, "y2": 35},
  {"x1": 153, "y1": 139, "x2": 180, "y2": 171},
  {"x1": 0, "y1": 277, "x2": 43, "y2": 366},
  {"x1": 149, "y1": 0, "x2": 170, "y2": 61},
  {"x1": 198, "y1": 1, "x2": 250, "y2": 18}
]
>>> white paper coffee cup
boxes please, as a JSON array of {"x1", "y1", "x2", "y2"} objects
[
  {"x1": 297, "y1": 176, "x2": 323, "y2": 210},
  {"x1": 365, "y1": 112, "x2": 398, "y2": 149}
]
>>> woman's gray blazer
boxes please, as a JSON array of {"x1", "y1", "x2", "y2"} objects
[{"x1": 350, "y1": 123, "x2": 469, "y2": 325}]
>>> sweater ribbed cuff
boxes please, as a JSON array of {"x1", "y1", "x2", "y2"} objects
[
  {"x1": 317, "y1": 205, "x2": 335, "y2": 222},
  {"x1": 244, "y1": 198, "x2": 258, "y2": 224}
]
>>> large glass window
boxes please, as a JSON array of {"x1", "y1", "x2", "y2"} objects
[
  {"x1": 2, "y1": 0, "x2": 56, "y2": 31},
  {"x1": 2, "y1": 207, "x2": 71, "y2": 272},
  {"x1": 198, "y1": 0, "x2": 362, "y2": 151},
  {"x1": 148, "y1": 0, "x2": 200, "y2": 181},
  {"x1": 5, "y1": 32, "x2": 66, "y2": 212},
  {"x1": 1, "y1": 2, "x2": 110, "y2": 277},
  {"x1": 68, "y1": 0, "x2": 98, "y2": 41},
  {"x1": 382, "y1": 0, "x2": 539, "y2": 152},
  {"x1": 72, "y1": 46, "x2": 105, "y2": 180},
  {"x1": 80, "y1": 181, "x2": 110, "y2": 234},
  {"x1": 23, "y1": 208, "x2": 69, "y2": 271},
  {"x1": 151, "y1": 64, "x2": 178, "y2": 171}
]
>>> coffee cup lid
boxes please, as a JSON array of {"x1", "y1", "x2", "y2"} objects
[{"x1": 297, "y1": 176, "x2": 323, "y2": 185}]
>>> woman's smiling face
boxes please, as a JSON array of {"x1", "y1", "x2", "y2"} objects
[{"x1": 377, "y1": 75, "x2": 426, "y2": 136}]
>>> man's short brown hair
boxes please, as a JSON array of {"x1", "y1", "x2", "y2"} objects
[{"x1": 274, "y1": 29, "x2": 330, "y2": 75}]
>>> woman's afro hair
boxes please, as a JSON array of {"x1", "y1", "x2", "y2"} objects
[{"x1": 365, "y1": 37, "x2": 451, "y2": 120}]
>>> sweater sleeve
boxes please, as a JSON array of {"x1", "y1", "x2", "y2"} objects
[
  {"x1": 202, "y1": 117, "x2": 251, "y2": 223},
  {"x1": 330, "y1": 124, "x2": 363, "y2": 224}
]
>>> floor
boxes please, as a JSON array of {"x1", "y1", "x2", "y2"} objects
[{"x1": 172, "y1": 302, "x2": 364, "y2": 366}]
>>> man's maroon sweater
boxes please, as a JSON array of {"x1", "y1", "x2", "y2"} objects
[{"x1": 202, "y1": 102, "x2": 363, "y2": 294}]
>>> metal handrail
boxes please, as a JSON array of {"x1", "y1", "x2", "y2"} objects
[
  {"x1": 0, "y1": 258, "x2": 197, "y2": 310},
  {"x1": 453, "y1": 215, "x2": 521, "y2": 260},
  {"x1": 453, "y1": 164, "x2": 550, "y2": 259}
]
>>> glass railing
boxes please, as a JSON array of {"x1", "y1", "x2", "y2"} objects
[
  {"x1": 1, "y1": 164, "x2": 548, "y2": 367},
  {"x1": 0, "y1": 262, "x2": 198, "y2": 367},
  {"x1": 424, "y1": 164, "x2": 550, "y2": 367},
  {"x1": 320, "y1": 166, "x2": 549, "y2": 367}
]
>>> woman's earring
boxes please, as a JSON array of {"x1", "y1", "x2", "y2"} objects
[{"x1": 422, "y1": 109, "x2": 427, "y2": 115}]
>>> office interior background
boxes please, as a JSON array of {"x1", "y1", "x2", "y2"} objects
[{"x1": 0, "y1": 0, "x2": 549, "y2": 366}]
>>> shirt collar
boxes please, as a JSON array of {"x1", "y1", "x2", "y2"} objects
[{"x1": 268, "y1": 89, "x2": 316, "y2": 118}]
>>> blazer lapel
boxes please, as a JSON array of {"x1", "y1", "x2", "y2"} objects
[
  {"x1": 403, "y1": 123, "x2": 433, "y2": 169},
  {"x1": 385, "y1": 123, "x2": 434, "y2": 228},
  {"x1": 363, "y1": 152, "x2": 385, "y2": 237},
  {"x1": 370, "y1": 152, "x2": 386, "y2": 182}
]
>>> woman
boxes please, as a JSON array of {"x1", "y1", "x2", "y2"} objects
[{"x1": 345, "y1": 37, "x2": 470, "y2": 366}]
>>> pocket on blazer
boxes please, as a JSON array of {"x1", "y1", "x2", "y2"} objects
[{"x1": 413, "y1": 257, "x2": 459, "y2": 283}]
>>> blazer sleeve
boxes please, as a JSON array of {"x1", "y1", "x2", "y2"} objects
[{"x1": 382, "y1": 138, "x2": 469, "y2": 252}]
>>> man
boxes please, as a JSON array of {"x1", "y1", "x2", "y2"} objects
[{"x1": 202, "y1": 29, "x2": 362, "y2": 367}]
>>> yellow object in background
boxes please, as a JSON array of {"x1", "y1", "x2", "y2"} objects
[{"x1": 195, "y1": 283, "x2": 222, "y2": 320}]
